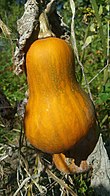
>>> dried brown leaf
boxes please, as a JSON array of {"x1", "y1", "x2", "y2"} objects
[{"x1": 14, "y1": 0, "x2": 39, "y2": 75}]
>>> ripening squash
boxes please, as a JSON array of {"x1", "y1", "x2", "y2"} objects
[{"x1": 24, "y1": 37, "x2": 97, "y2": 156}]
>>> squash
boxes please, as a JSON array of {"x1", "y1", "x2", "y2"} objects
[
  {"x1": 24, "y1": 13, "x2": 98, "y2": 174},
  {"x1": 24, "y1": 36, "x2": 96, "y2": 155}
]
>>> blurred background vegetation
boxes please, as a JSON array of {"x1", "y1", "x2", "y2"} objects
[{"x1": 0, "y1": 0, "x2": 109, "y2": 195}]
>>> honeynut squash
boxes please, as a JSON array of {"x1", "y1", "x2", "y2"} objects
[{"x1": 24, "y1": 13, "x2": 98, "y2": 174}]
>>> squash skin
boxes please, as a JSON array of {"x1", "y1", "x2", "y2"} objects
[{"x1": 24, "y1": 37, "x2": 96, "y2": 154}]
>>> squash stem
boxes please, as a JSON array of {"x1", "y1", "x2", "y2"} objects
[{"x1": 38, "y1": 12, "x2": 55, "y2": 39}]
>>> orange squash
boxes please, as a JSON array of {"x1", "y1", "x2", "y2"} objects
[{"x1": 24, "y1": 37, "x2": 97, "y2": 156}]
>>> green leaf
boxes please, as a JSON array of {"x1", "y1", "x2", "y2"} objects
[
  {"x1": 90, "y1": 23, "x2": 96, "y2": 32},
  {"x1": 82, "y1": 35, "x2": 95, "y2": 49},
  {"x1": 99, "y1": 5, "x2": 103, "y2": 16},
  {"x1": 96, "y1": 92, "x2": 110, "y2": 104},
  {"x1": 106, "y1": 5, "x2": 109, "y2": 11}
]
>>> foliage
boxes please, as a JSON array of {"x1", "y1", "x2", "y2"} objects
[
  {"x1": 0, "y1": 1, "x2": 26, "y2": 142},
  {"x1": 0, "y1": 1, "x2": 26, "y2": 101}
]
